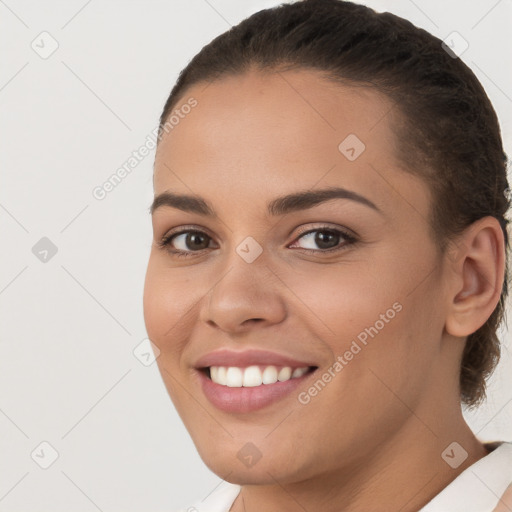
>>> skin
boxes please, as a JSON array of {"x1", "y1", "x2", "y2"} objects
[
  {"x1": 143, "y1": 68, "x2": 505, "y2": 512},
  {"x1": 493, "y1": 483, "x2": 512, "y2": 511}
]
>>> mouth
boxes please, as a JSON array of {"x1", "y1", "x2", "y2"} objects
[{"x1": 196, "y1": 364, "x2": 318, "y2": 413}]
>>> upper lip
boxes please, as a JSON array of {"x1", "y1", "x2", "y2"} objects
[{"x1": 194, "y1": 349, "x2": 317, "y2": 369}]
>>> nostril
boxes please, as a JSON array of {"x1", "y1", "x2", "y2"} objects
[{"x1": 244, "y1": 318, "x2": 264, "y2": 326}]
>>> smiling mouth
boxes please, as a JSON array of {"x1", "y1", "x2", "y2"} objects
[{"x1": 200, "y1": 365, "x2": 318, "y2": 388}]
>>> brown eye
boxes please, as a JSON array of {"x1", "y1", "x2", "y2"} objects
[
  {"x1": 313, "y1": 230, "x2": 340, "y2": 250},
  {"x1": 160, "y1": 230, "x2": 213, "y2": 255},
  {"x1": 181, "y1": 232, "x2": 211, "y2": 251},
  {"x1": 292, "y1": 228, "x2": 354, "y2": 252}
]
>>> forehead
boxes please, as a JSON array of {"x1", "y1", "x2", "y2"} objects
[{"x1": 153, "y1": 68, "x2": 430, "y2": 220}]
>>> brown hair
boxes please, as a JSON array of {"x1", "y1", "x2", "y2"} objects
[{"x1": 157, "y1": 0, "x2": 510, "y2": 408}]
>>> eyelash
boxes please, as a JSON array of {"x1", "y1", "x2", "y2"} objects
[{"x1": 157, "y1": 224, "x2": 358, "y2": 259}]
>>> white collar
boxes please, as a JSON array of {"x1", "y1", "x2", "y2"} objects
[{"x1": 420, "y1": 441, "x2": 512, "y2": 511}]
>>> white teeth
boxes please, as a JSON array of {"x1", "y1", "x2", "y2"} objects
[
  {"x1": 277, "y1": 366, "x2": 292, "y2": 381},
  {"x1": 292, "y1": 367, "x2": 308, "y2": 378},
  {"x1": 262, "y1": 365, "x2": 278, "y2": 384},
  {"x1": 217, "y1": 366, "x2": 226, "y2": 383},
  {"x1": 225, "y1": 367, "x2": 243, "y2": 387},
  {"x1": 209, "y1": 365, "x2": 310, "y2": 387},
  {"x1": 242, "y1": 365, "x2": 262, "y2": 387}
]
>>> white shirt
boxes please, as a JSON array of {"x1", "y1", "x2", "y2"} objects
[{"x1": 176, "y1": 441, "x2": 512, "y2": 512}]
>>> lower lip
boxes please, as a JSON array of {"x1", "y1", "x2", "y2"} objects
[{"x1": 197, "y1": 369, "x2": 316, "y2": 413}]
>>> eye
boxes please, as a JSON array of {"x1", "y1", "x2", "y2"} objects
[
  {"x1": 289, "y1": 226, "x2": 357, "y2": 253},
  {"x1": 158, "y1": 228, "x2": 215, "y2": 258}
]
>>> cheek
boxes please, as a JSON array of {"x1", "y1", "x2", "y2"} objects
[
  {"x1": 296, "y1": 256, "x2": 438, "y2": 382},
  {"x1": 289, "y1": 261, "x2": 401, "y2": 342},
  {"x1": 143, "y1": 259, "x2": 200, "y2": 414},
  {"x1": 143, "y1": 257, "x2": 192, "y2": 349}
]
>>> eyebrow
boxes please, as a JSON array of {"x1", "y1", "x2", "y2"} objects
[{"x1": 150, "y1": 186, "x2": 381, "y2": 217}]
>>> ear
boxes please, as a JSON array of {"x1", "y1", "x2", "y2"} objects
[{"x1": 444, "y1": 216, "x2": 506, "y2": 338}]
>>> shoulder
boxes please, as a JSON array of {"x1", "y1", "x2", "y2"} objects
[
  {"x1": 484, "y1": 441, "x2": 512, "y2": 476},
  {"x1": 174, "y1": 481, "x2": 242, "y2": 512}
]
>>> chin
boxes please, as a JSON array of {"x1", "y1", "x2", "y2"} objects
[{"x1": 196, "y1": 443, "x2": 310, "y2": 486}]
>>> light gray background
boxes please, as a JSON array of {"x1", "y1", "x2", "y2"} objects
[{"x1": 1, "y1": 0, "x2": 511, "y2": 510}]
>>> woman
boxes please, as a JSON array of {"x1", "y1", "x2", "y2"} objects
[{"x1": 143, "y1": 0, "x2": 512, "y2": 510}]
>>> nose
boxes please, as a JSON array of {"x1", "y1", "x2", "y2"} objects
[{"x1": 199, "y1": 255, "x2": 287, "y2": 334}]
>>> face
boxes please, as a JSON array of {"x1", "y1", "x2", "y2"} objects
[{"x1": 143, "y1": 68, "x2": 452, "y2": 484}]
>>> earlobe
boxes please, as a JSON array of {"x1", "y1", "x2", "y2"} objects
[{"x1": 445, "y1": 217, "x2": 505, "y2": 338}]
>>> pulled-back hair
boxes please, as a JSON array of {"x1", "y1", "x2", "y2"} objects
[{"x1": 157, "y1": 0, "x2": 510, "y2": 408}]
